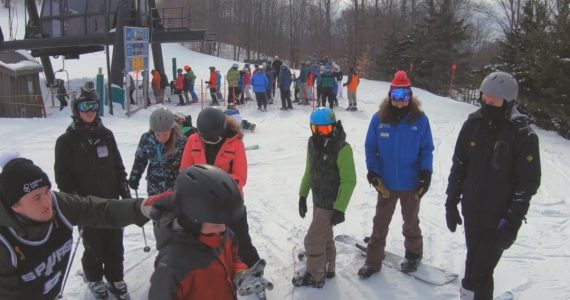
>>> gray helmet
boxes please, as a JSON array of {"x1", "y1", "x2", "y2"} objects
[
  {"x1": 479, "y1": 71, "x2": 518, "y2": 103},
  {"x1": 150, "y1": 108, "x2": 175, "y2": 132}
]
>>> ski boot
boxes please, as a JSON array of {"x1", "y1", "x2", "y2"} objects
[
  {"x1": 88, "y1": 281, "x2": 109, "y2": 300},
  {"x1": 292, "y1": 272, "x2": 325, "y2": 288},
  {"x1": 108, "y1": 281, "x2": 130, "y2": 300}
]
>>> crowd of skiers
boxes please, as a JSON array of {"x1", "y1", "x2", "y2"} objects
[
  {"x1": 147, "y1": 56, "x2": 361, "y2": 114},
  {"x1": 0, "y1": 68, "x2": 541, "y2": 300}
]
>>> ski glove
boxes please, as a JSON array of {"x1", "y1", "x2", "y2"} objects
[
  {"x1": 445, "y1": 203, "x2": 462, "y2": 232},
  {"x1": 415, "y1": 170, "x2": 432, "y2": 199},
  {"x1": 496, "y1": 217, "x2": 520, "y2": 250},
  {"x1": 367, "y1": 172, "x2": 390, "y2": 198},
  {"x1": 128, "y1": 175, "x2": 139, "y2": 190},
  {"x1": 299, "y1": 196, "x2": 307, "y2": 218},
  {"x1": 331, "y1": 210, "x2": 345, "y2": 226},
  {"x1": 234, "y1": 259, "x2": 274, "y2": 297}
]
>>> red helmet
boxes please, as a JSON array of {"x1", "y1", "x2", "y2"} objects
[{"x1": 184, "y1": 65, "x2": 191, "y2": 71}]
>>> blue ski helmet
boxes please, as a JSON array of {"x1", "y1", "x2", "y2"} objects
[{"x1": 310, "y1": 107, "x2": 336, "y2": 125}]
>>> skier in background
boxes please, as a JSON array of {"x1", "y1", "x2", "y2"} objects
[
  {"x1": 128, "y1": 108, "x2": 186, "y2": 196},
  {"x1": 445, "y1": 71, "x2": 541, "y2": 300}
]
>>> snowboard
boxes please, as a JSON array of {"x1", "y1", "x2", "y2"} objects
[
  {"x1": 334, "y1": 235, "x2": 458, "y2": 286},
  {"x1": 494, "y1": 291, "x2": 514, "y2": 300},
  {"x1": 293, "y1": 245, "x2": 307, "y2": 276}
]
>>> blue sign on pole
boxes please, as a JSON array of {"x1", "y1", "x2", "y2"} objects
[{"x1": 124, "y1": 27, "x2": 149, "y2": 72}]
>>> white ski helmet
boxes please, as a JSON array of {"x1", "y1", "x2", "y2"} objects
[
  {"x1": 150, "y1": 108, "x2": 175, "y2": 132},
  {"x1": 479, "y1": 71, "x2": 519, "y2": 103}
]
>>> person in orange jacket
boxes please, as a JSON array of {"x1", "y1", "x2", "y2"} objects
[
  {"x1": 205, "y1": 66, "x2": 220, "y2": 105},
  {"x1": 148, "y1": 165, "x2": 273, "y2": 300},
  {"x1": 179, "y1": 107, "x2": 259, "y2": 267},
  {"x1": 343, "y1": 68, "x2": 360, "y2": 111}
]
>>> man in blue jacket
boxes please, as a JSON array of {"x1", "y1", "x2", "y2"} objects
[{"x1": 358, "y1": 70, "x2": 434, "y2": 278}]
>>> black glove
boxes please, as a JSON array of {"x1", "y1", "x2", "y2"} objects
[
  {"x1": 445, "y1": 203, "x2": 462, "y2": 232},
  {"x1": 120, "y1": 182, "x2": 132, "y2": 199},
  {"x1": 415, "y1": 170, "x2": 432, "y2": 199},
  {"x1": 128, "y1": 175, "x2": 139, "y2": 190},
  {"x1": 298, "y1": 196, "x2": 307, "y2": 218},
  {"x1": 496, "y1": 217, "x2": 521, "y2": 250},
  {"x1": 331, "y1": 210, "x2": 345, "y2": 225}
]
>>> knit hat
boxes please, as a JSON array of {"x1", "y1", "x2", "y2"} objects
[
  {"x1": 390, "y1": 71, "x2": 411, "y2": 88},
  {"x1": 0, "y1": 153, "x2": 51, "y2": 208}
]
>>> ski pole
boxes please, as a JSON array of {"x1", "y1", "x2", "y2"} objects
[
  {"x1": 58, "y1": 228, "x2": 83, "y2": 299},
  {"x1": 134, "y1": 189, "x2": 151, "y2": 252}
]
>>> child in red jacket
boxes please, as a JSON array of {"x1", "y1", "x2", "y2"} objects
[{"x1": 148, "y1": 165, "x2": 273, "y2": 299}]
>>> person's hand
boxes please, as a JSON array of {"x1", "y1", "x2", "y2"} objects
[
  {"x1": 367, "y1": 172, "x2": 390, "y2": 198},
  {"x1": 496, "y1": 218, "x2": 520, "y2": 250},
  {"x1": 298, "y1": 197, "x2": 307, "y2": 218},
  {"x1": 415, "y1": 170, "x2": 432, "y2": 199},
  {"x1": 331, "y1": 210, "x2": 345, "y2": 225},
  {"x1": 445, "y1": 203, "x2": 462, "y2": 232},
  {"x1": 128, "y1": 175, "x2": 139, "y2": 190},
  {"x1": 234, "y1": 259, "x2": 274, "y2": 296}
]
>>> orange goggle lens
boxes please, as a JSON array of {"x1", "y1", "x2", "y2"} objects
[{"x1": 311, "y1": 124, "x2": 334, "y2": 135}]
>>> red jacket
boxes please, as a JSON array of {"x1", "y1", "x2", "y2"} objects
[
  {"x1": 180, "y1": 121, "x2": 247, "y2": 192},
  {"x1": 208, "y1": 70, "x2": 218, "y2": 89},
  {"x1": 176, "y1": 74, "x2": 184, "y2": 90}
]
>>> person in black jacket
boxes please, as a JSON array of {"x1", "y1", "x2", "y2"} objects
[
  {"x1": 445, "y1": 72, "x2": 541, "y2": 300},
  {"x1": 54, "y1": 89, "x2": 132, "y2": 300}
]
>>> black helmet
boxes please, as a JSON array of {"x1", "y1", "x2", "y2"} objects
[
  {"x1": 174, "y1": 165, "x2": 244, "y2": 225},
  {"x1": 196, "y1": 107, "x2": 226, "y2": 143}
]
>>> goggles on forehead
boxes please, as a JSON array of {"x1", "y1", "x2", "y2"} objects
[
  {"x1": 78, "y1": 101, "x2": 99, "y2": 113},
  {"x1": 389, "y1": 87, "x2": 412, "y2": 102},
  {"x1": 311, "y1": 124, "x2": 334, "y2": 136}
]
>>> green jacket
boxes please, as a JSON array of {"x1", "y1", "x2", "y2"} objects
[
  {"x1": 185, "y1": 70, "x2": 196, "y2": 83},
  {"x1": 299, "y1": 124, "x2": 356, "y2": 212},
  {"x1": 226, "y1": 68, "x2": 240, "y2": 87},
  {"x1": 0, "y1": 191, "x2": 148, "y2": 300}
]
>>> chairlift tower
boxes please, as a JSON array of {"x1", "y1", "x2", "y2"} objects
[{"x1": 0, "y1": 0, "x2": 215, "y2": 88}]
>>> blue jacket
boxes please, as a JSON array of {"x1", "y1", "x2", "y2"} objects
[
  {"x1": 251, "y1": 72, "x2": 269, "y2": 93},
  {"x1": 278, "y1": 68, "x2": 292, "y2": 91},
  {"x1": 299, "y1": 66, "x2": 308, "y2": 82},
  {"x1": 265, "y1": 71, "x2": 274, "y2": 91},
  {"x1": 365, "y1": 105, "x2": 434, "y2": 191}
]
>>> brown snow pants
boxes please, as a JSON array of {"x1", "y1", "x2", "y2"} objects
[
  {"x1": 364, "y1": 191, "x2": 423, "y2": 270},
  {"x1": 304, "y1": 207, "x2": 335, "y2": 282}
]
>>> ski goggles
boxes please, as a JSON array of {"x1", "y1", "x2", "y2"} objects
[
  {"x1": 389, "y1": 87, "x2": 412, "y2": 102},
  {"x1": 77, "y1": 100, "x2": 99, "y2": 113},
  {"x1": 311, "y1": 124, "x2": 334, "y2": 136}
]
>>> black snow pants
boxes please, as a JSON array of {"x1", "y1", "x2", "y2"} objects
[
  {"x1": 82, "y1": 227, "x2": 125, "y2": 283},
  {"x1": 228, "y1": 207, "x2": 260, "y2": 268},
  {"x1": 463, "y1": 225, "x2": 504, "y2": 300}
]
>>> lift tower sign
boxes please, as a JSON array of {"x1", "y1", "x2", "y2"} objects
[{"x1": 124, "y1": 27, "x2": 149, "y2": 72}]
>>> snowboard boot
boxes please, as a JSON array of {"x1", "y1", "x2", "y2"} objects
[
  {"x1": 345, "y1": 105, "x2": 353, "y2": 111},
  {"x1": 280, "y1": 106, "x2": 286, "y2": 110},
  {"x1": 351, "y1": 106, "x2": 358, "y2": 111},
  {"x1": 400, "y1": 252, "x2": 422, "y2": 273},
  {"x1": 326, "y1": 271, "x2": 335, "y2": 279},
  {"x1": 357, "y1": 265, "x2": 380, "y2": 279},
  {"x1": 287, "y1": 105, "x2": 294, "y2": 109},
  {"x1": 88, "y1": 281, "x2": 109, "y2": 299},
  {"x1": 108, "y1": 281, "x2": 129, "y2": 300},
  {"x1": 292, "y1": 272, "x2": 325, "y2": 288}
]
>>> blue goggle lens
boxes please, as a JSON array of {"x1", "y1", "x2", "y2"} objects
[
  {"x1": 389, "y1": 88, "x2": 412, "y2": 102},
  {"x1": 78, "y1": 101, "x2": 99, "y2": 112}
]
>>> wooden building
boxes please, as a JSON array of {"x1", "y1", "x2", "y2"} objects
[{"x1": 0, "y1": 50, "x2": 45, "y2": 118}]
